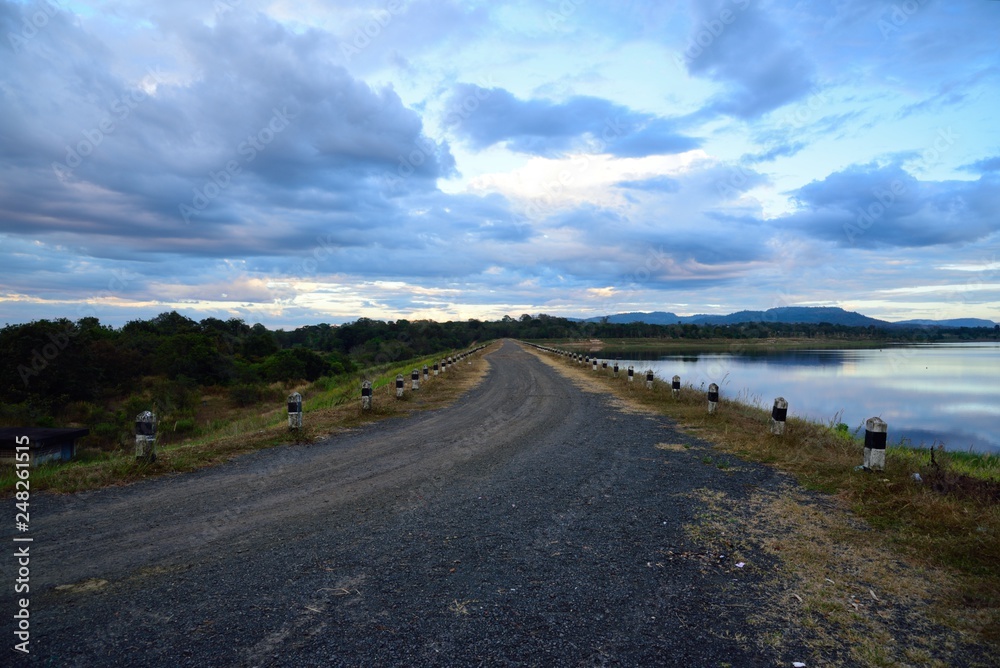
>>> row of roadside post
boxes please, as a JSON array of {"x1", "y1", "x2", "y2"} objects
[
  {"x1": 523, "y1": 342, "x2": 889, "y2": 472},
  {"x1": 132, "y1": 344, "x2": 490, "y2": 462}
]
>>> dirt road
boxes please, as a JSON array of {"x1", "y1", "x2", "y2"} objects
[{"x1": 5, "y1": 340, "x2": 801, "y2": 666}]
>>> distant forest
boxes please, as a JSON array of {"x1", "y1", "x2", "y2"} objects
[{"x1": 1, "y1": 311, "x2": 996, "y2": 433}]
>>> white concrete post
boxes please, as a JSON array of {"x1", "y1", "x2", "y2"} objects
[
  {"x1": 592, "y1": 358, "x2": 598, "y2": 371},
  {"x1": 287, "y1": 392, "x2": 303, "y2": 430},
  {"x1": 672, "y1": 375, "x2": 681, "y2": 398},
  {"x1": 361, "y1": 380, "x2": 372, "y2": 411},
  {"x1": 627, "y1": 365, "x2": 634, "y2": 383},
  {"x1": 433, "y1": 362, "x2": 439, "y2": 377},
  {"x1": 602, "y1": 361, "x2": 608, "y2": 372},
  {"x1": 770, "y1": 397, "x2": 787, "y2": 435},
  {"x1": 134, "y1": 410, "x2": 157, "y2": 462},
  {"x1": 707, "y1": 383, "x2": 719, "y2": 413},
  {"x1": 441, "y1": 358, "x2": 447, "y2": 373},
  {"x1": 423, "y1": 365, "x2": 429, "y2": 381},
  {"x1": 863, "y1": 417, "x2": 888, "y2": 471},
  {"x1": 411, "y1": 369, "x2": 420, "y2": 391},
  {"x1": 646, "y1": 369, "x2": 654, "y2": 389},
  {"x1": 396, "y1": 374, "x2": 405, "y2": 398},
  {"x1": 613, "y1": 362, "x2": 619, "y2": 377}
]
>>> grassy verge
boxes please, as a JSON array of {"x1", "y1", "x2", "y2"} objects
[
  {"x1": 1, "y1": 343, "x2": 497, "y2": 495},
  {"x1": 526, "y1": 344, "x2": 1000, "y2": 661}
]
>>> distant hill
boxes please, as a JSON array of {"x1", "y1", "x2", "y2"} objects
[
  {"x1": 576, "y1": 307, "x2": 995, "y2": 328},
  {"x1": 891, "y1": 318, "x2": 998, "y2": 328},
  {"x1": 687, "y1": 307, "x2": 888, "y2": 327}
]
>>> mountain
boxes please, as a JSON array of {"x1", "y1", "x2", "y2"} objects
[
  {"x1": 686, "y1": 307, "x2": 888, "y2": 327},
  {"x1": 575, "y1": 307, "x2": 995, "y2": 328},
  {"x1": 891, "y1": 318, "x2": 998, "y2": 328}
]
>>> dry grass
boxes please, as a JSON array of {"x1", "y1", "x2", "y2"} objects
[
  {"x1": 1, "y1": 344, "x2": 499, "y2": 495},
  {"x1": 526, "y1": 343, "x2": 1000, "y2": 659}
]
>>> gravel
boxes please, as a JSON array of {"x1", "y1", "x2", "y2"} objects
[{"x1": 4, "y1": 340, "x2": 804, "y2": 666}]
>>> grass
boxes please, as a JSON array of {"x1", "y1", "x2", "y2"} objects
[
  {"x1": 525, "y1": 343, "x2": 1000, "y2": 661},
  {"x1": 0, "y1": 343, "x2": 498, "y2": 495}
]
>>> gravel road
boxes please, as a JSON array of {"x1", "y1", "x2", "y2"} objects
[{"x1": 4, "y1": 340, "x2": 804, "y2": 666}]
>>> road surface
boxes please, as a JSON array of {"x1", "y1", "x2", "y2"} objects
[{"x1": 5, "y1": 340, "x2": 799, "y2": 666}]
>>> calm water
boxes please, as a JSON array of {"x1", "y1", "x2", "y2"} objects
[{"x1": 602, "y1": 342, "x2": 1000, "y2": 454}]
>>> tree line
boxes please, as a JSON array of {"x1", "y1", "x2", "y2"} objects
[{"x1": 1, "y1": 311, "x2": 996, "y2": 441}]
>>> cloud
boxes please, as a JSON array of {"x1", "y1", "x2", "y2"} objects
[
  {"x1": 443, "y1": 84, "x2": 700, "y2": 158},
  {"x1": 615, "y1": 176, "x2": 680, "y2": 193},
  {"x1": 961, "y1": 156, "x2": 1000, "y2": 174},
  {"x1": 680, "y1": 0, "x2": 816, "y2": 118},
  {"x1": 783, "y1": 164, "x2": 1000, "y2": 248},
  {"x1": 0, "y1": 7, "x2": 456, "y2": 258}
]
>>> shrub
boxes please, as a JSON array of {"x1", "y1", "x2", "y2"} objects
[{"x1": 229, "y1": 383, "x2": 266, "y2": 407}]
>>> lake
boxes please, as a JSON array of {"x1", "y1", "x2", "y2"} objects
[{"x1": 600, "y1": 342, "x2": 1000, "y2": 455}]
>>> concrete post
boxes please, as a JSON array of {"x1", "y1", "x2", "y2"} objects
[
  {"x1": 423, "y1": 365, "x2": 429, "y2": 381},
  {"x1": 411, "y1": 369, "x2": 420, "y2": 391},
  {"x1": 602, "y1": 361, "x2": 608, "y2": 371},
  {"x1": 433, "y1": 362, "x2": 439, "y2": 377},
  {"x1": 287, "y1": 392, "x2": 303, "y2": 430},
  {"x1": 361, "y1": 380, "x2": 372, "y2": 411},
  {"x1": 672, "y1": 375, "x2": 681, "y2": 398},
  {"x1": 441, "y1": 358, "x2": 447, "y2": 373},
  {"x1": 592, "y1": 358, "x2": 598, "y2": 371},
  {"x1": 707, "y1": 383, "x2": 719, "y2": 413},
  {"x1": 770, "y1": 397, "x2": 787, "y2": 435},
  {"x1": 863, "y1": 417, "x2": 888, "y2": 471},
  {"x1": 646, "y1": 369, "x2": 654, "y2": 389},
  {"x1": 134, "y1": 410, "x2": 157, "y2": 462},
  {"x1": 396, "y1": 374, "x2": 405, "y2": 398},
  {"x1": 613, "y1": 362, "x2": 619, "y2": 378},
  {"x1": 627, "y1": 365, "x2": 634, "y2": 383}
]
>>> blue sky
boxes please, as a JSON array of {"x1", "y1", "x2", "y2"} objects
[{"x1": 1, "y1": 0, "x2": 998, "y2": 328}]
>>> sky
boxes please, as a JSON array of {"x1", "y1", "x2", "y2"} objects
[{"x1": 1, "y1": 0, "x2": 999, "y2": 329}]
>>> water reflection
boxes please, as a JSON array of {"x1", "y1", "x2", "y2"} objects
[{"x1": 605, "y1": 342, "x2": 1000, "y2": 454}]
